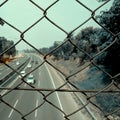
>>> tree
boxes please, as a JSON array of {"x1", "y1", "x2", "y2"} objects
[
  {"x1": 96, "y1": 0, "x2": 120, "y2": 76},
  {"x1": 97, "y1": 0, "x2": 120, "y2": 34},
  {"x1": 6, "y1": 40, "x2": 16, "y2": 56},
  {"x1": 0, "y1": 37, "x2": 16, "y2": 61},
  {"x1": 74, "y1": 27, "x2": 101, "y2": 64}
]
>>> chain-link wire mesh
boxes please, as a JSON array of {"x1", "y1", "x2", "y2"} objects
[{"x1": 0, "y1": 0, "x2": 120, "y2": 120}]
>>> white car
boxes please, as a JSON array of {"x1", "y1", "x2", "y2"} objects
[
  {"x1": 16, "y1": 61, "x2": 20, "y2": 65},
  {"x1": 19, "y1": 70, "x2": 25, "y2": 78},
  {"x1": 27, "y1": 64, "x2": 32, "y2": 68},
  {"x1": 26, "y1": 74, "x2": 35, "y2": 84}
]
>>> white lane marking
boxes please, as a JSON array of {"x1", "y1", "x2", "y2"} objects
[
  {"x1": 24, "y1": 83, "x2": 27, "y2": 87},
  {"x1": 35, "y1": 100, "x2": 38, "y2": 118},
  {"x1": 38, "y1": 72, "x2": 41, "y2": 87},
  {"x1": 38, "y1": 79, "x2": 40, "y2": 87},
  {"x1": 44, "y1": 63, "x2": 64, "y2": 112},
  {"x1": 8, "y1": 99, "x2": 19, "y2": 118},
  {"x1": 1, "y1": 55, "x2": 32, "y2": 95}
]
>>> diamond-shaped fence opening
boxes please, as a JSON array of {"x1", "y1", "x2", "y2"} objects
[{"x1": 0, "y1": 0, "x2": 120, "y2": 120}]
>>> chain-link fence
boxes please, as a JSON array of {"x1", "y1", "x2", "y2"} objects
[{"x1": 0, "y1": 0, "x2": 120, "y2": 120}]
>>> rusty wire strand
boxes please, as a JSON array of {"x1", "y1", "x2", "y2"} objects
[{"x1": 0, "y1": 0, "x2": 120, "y2": 119}]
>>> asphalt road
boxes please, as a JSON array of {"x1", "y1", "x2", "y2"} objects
[
  {"x1": 0, "y1": 53, "x2": 88, "y2": 120},
  {"x1": 0, "y1": 54, "x2": 29, "y2": 81}
]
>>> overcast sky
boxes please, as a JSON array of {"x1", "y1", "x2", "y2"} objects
[{"x1": 0, "y1": 0, "x2": 113, "y2": 50}]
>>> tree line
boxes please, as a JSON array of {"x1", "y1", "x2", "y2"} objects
[
  {"x1": 0, "y1": 19, "x2": 16, "y2": 62},
  {"x1": 40, "y1": 0, "x2": 120, "y2": 77},
  {"x1": 0, "y1": 37, "x2": 16, "y2": 62}
]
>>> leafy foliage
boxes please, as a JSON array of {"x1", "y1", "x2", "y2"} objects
[
  {"x1": 40, "y1": 0, "x2": 120, "y2": 76},
  {"x1": 97, "y1": 0, "x2": 120, "y2": 34},
  {"x1": 0, "y1": 37, "x2": 16, "y2": 58},
  {"x1": 96, "y1": 0, "x2": 120, "y2": 75},
  {"x1": 0, "y1": 19, "x2": 16, "y2": 60}
]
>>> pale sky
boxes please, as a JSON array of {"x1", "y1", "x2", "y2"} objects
[{"x1": 0, "y1": 0, "x2": 113, "y2": 50}]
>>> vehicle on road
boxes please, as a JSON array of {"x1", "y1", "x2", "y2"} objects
[
  {"x1": 27, "y1": 63, "x2": 32, "y2": 68},
  {"x1": 26, "y1": 74, "x2": 35, "y2": 84},
  {"x1": 16, "y1": 61, "x2": 20, "y2": 65},
  {"x1": 19, "y1": 70, "x2": 25, "y2": 78}
]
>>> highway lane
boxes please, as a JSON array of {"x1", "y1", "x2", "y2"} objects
[
  {"x1": 34, "y1": 65, "x2": 64, "y2": 120},
  {"x1": 33, "y1": 54, "x2": 87, "y2": 120},
  {"x1": 0, "y1": 55, "x2": 63, "y2": 120},
  {"x1": 0, "y1": 54, "x2": 30, "y2": 81},
  {"x1": 8, "y1": 57, "x2": 64, "y2": 120},
  {"x1": 0, "y1": 53, "x2": 89, "y2": 120},
  {"x1": 0, "y1": 59, "x2": 36, "y2": 120},
  {"x1": 0, "y1": 54, "x2": 33, "y2": 119},
  {"x1": 45, "y1": 64, "x2": 85, "y2": 120}
]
